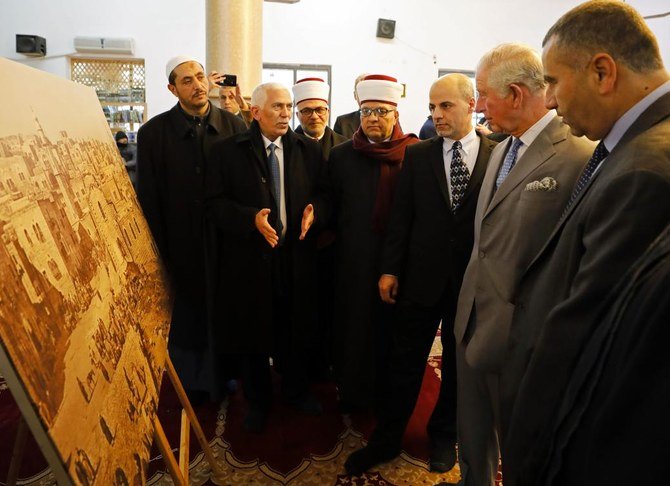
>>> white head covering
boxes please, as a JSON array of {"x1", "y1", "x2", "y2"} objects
[
  {"x1": 356, "y1": 74, "x2": 403, "y2": 106},
  {"x1": 165, "y1": 55, "x2": 202, "y2": 81},
  {"x1": 292, "y1": 77, "x2": 330, "y2": 105}
]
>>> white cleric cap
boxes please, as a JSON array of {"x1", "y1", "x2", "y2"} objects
[
  {"x1": 356, "y1": 74, "x2": 403, "y2": 106},
  {"x1": 292, "y1": 77, "x2": 330, "y2": 104},
  {"x1": 165, "y1": 55, "x2": 203, "y2": 81}
]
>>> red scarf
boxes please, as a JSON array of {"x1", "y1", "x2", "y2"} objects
[{"x1": 352, "y1": 123, "x2": 419, "y2": 234}]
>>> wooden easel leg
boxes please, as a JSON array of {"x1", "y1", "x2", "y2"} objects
[
  {"x1": 7, "y1": 417, "x2": 28, "y2": 486},
  {"x1": 165, "y1": 356, "x2": 225, "y2": 478},
  {"x1": 179, "y1": 409, "x2": 190, "y2": 484},
  {"x1": 153, "y1": 416, "x2": 186, "y2": 486}
]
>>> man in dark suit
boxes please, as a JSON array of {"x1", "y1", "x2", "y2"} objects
[
  {"x1": 333, "y1": 73, "x2": 367, "y2": 139},
  {"x1": 292, "y1": 77, "x2": 347, "y2": 159},
  {"x1": 452, "y1": 44, "x2": 593, "y2": 486},
  {"x1": 137, "y1": 56, "x2": 246, "y2": 404},
  {"x1": 504, "y1": 2, "x2": 670, "y2": 485},
  {"x1": 345, "y1": 73, "x2": 496, "y2": 476},
  {"x1": 205, "y1": 82, "x2": 326, "y2": 432}
]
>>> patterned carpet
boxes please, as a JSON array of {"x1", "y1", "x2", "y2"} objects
[{"x1": 1, "y1": 334, "x2": 463, "y2": 485}]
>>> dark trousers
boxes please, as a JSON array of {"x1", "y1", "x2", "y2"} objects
[
  {"x1": 241, "y1": 245, "x2": 309, "y2": 410},
  {"x1": 370, "y1": 291, "x2": 458, "y2": 451}
]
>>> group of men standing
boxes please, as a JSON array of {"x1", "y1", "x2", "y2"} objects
[{"x1": 135, "y1": 1, "x2": 670, "y2": 484}]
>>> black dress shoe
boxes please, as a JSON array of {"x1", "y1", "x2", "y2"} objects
[
  {"x1": 244, "y1": 405, "x2": 267, "y2": 433},
  {"x1": 429, "y1": 446, "x2": 457, "y2": 473},
  {"x1": 344, "y1": 444, "x2": 400, "y2": 476},
  {"x1": 287, "y1": 393, "x2": 323, "y2": 416}
]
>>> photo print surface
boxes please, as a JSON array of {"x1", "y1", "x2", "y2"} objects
[{"x1": 0, "y1": 58, "x2": 172, "y2": 485}]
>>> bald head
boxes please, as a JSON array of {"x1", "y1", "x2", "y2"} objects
[
  {"x1": 431, "y1": 73, "x2": 475, "y2": 102},
  {"x1": 429, "y1": 74, "x2": 475, "y2": 140}
]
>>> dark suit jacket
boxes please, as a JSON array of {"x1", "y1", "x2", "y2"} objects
[
  {"x1": 205, "y1": 122, "x2": 325, "y2": 354},
  {"x1": 505, "y1": 92, "x2": 670, "y2": 486},
  {"x1": 454, "y1": 116, "x2": 594, "y2": 371},
  {"x1": 540, "y1": 223, "x2": 670, "y2": 486},
  {"x1": 333, "y1": 110, "x2": 361, "y2": 139},
  {"x1": 382, "y1": 134, "x2": 496, "y2": 308},
  {"x1": 295, "y1": 125, "x2": 347, "y2": 159}
]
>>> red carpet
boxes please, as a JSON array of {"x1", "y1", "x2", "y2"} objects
[{"x1": 1, "y1": 338, "x2": 465, "y2": 485}]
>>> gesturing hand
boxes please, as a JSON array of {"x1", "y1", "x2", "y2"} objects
[
  {"x1": 255, "y1": 208, "x2": 279, "y2": 247},
  {"x1": 299, "y1": 204, "x2": 314, "y2": 240},
  {"x1": 378, "y1": 274, "x2": 399, "y2": 304}
]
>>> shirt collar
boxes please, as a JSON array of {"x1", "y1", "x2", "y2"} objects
[
  {"x1": 518, "y1": 109, "x2": 556, "y2": 148},
  {"x1": 442, "y1": 128, "x2": 476, "y2": 154},
  {"x1": 367, "y1": 136, "x2": 391, "y2": 144},
  {"x1": 604, "y1": 80, "x2": 670, "y2": 152},
  {"x1": 261, "y1": 133, "x2": 283, "y2": 150},
  {"x1": 178, "y1": 102, "x2": 211, "y2": 124}
]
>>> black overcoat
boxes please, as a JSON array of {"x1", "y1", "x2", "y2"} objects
[
  {"x1": 295, "y1": 125, "x2": 347, "y2": 160},
  {"x1": 327, "y1": 140, "x2": 398, "y2": 405},
  {"x1": 137, "y1": 103, "x2": 246, "y2": 346},
  {"x1": 205, "y1": 122, "x2": 325, "y2": 354}
]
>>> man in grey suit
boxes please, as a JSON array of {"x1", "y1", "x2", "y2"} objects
[
  {"x1": 453, "y1": 43, "x2": 594, "y2": 486},
  {"x1": 503, "y1": 2, "x2": 670, "y2": 485}
]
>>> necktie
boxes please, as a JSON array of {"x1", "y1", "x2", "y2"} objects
[
  {"x1": 563, "y1": 141, "x2": 609, "y2": 216},
  {"x1": 267, "y1": 143, "x2": 283, "y2": 238},
  {"x1": 496, "y1": 137, "x2": 523, "y2": 188},
  {"x1": 450, "y1": 140, "x2": 470, "y2": 211}
]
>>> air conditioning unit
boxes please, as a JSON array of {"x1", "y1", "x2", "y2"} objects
[{"x1": 73, "y1": 37, "x2": 135, "y2": 55}]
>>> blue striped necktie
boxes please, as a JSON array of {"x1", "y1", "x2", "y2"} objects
[
  {"x1": 267, "y1": 143, "x2": 283, "y2": 238},
  {"x1": 496, "y1": 137, "x2": 523, "y2": 188}
]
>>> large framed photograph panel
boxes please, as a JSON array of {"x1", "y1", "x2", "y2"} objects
[{"x1": 0, "y1": 58, "x2": 172, "y2": 485}]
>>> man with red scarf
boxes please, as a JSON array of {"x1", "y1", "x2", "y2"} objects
[
  {"x1": 327, "y1": 75, "x2": 418, "y2": 413},
  {"x1": 345, "y1": 74, "x2": 496, "y2": 476}
]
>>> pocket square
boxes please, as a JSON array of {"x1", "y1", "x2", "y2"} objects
[{"x1": 525, "y1": 177, "x2": 557, "y2": 192}]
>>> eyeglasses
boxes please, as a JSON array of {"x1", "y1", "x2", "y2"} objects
[
  {"x1": 360, "y1": 107, "x2": 396, "y2": 118},
  {"x1": 298, "y1": 107, "x2": 328, "y2": 117}
]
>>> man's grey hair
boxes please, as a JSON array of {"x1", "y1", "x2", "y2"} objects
[
  {"x1": 542, "y1": 0, "x2": 663, "y2": 73},
  {"x1": 477, "y1": 43, "x2": 546, "y2": 97},
  {"x1": 250, "y1": 82, "x2": 291, "y2": 108}
]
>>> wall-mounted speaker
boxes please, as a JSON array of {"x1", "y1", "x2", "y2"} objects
[
  {"x1": 16, "y1": 35, "x2": 47, "y2": 57},
  {"x1": 376, "y1": 18, "x2": 396, "y2": 39}
]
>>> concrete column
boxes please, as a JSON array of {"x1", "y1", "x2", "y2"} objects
[{"x1": 206, "y1": 0, "x2": 263, "y2": 99}]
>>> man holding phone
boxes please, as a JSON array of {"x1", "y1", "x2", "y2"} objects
[{"x1": 210, "y1": 71, "x2": 252, "y2": 127}]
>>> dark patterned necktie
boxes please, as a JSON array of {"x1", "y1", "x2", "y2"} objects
[
  {"x1": 563, "y1": 141, "x2": 609, "y2": 216},
  {"x1": 450, "y1": 140, "x2": 470, "y2": 211},
  {"x1": 496, "y1": 137, "x2": 523, "y2": 188},
  {"x1": 267, "y1": 143, "x2": 284, "y2": 237}
]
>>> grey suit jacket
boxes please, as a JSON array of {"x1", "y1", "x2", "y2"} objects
[
  {"x1": 453, "y1": 115, "x2": 594, "y2": 371},
  {"x1": 505, "y1": 92, "x2": 670, "y2": 486}
]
